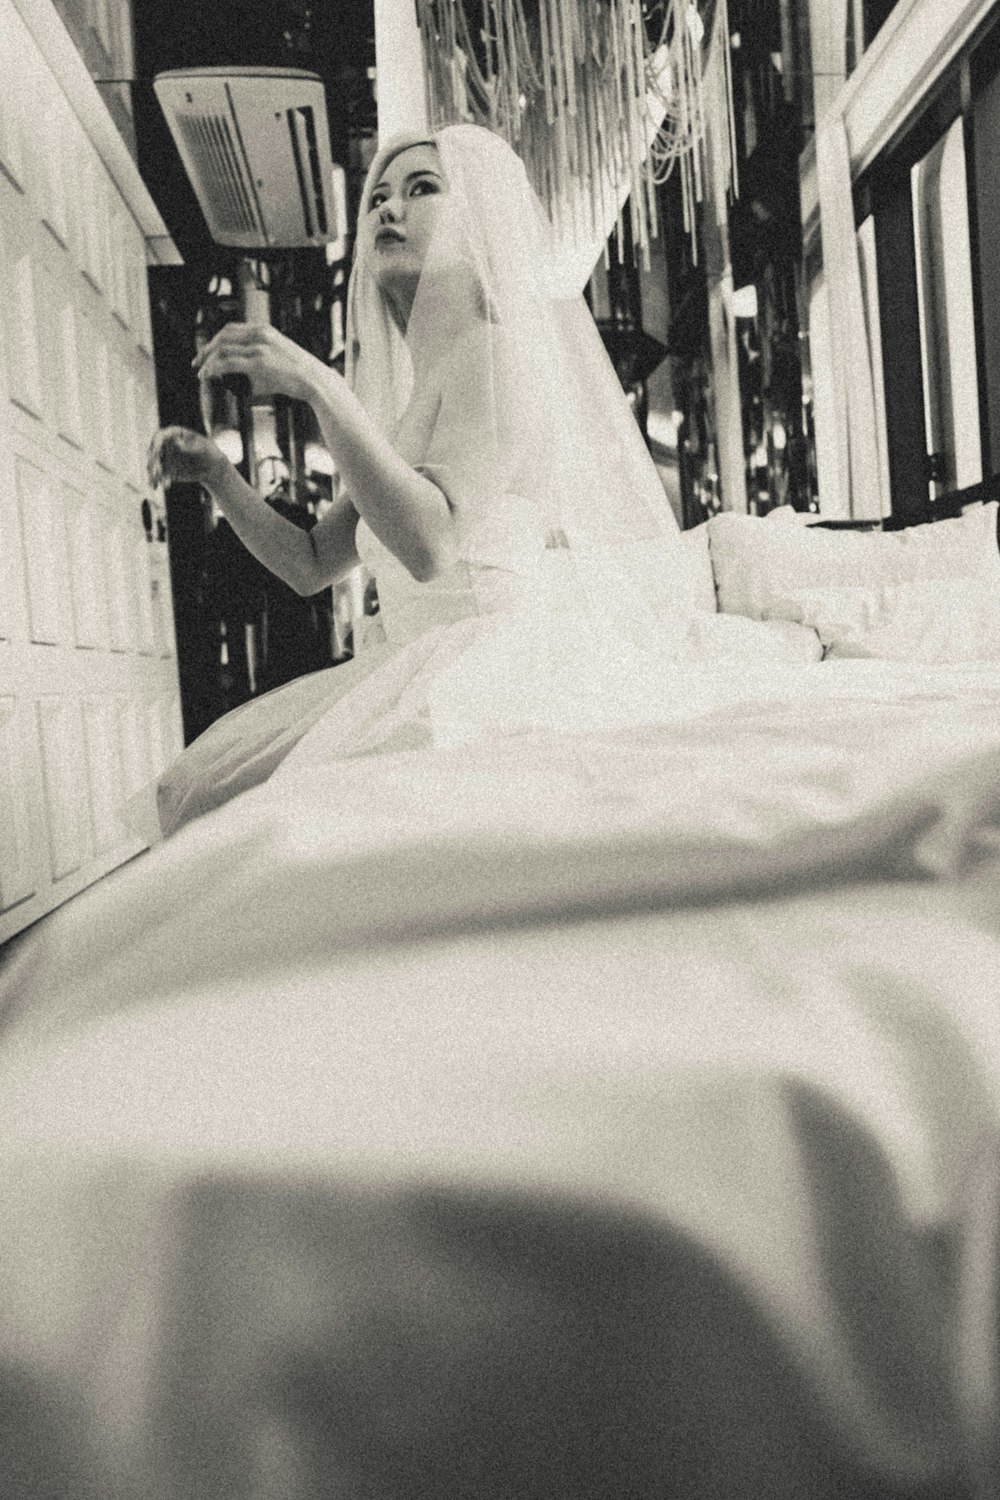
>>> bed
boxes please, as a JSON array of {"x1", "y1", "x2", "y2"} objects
[{"x1": 2, "y1": 505, "x2": 1000, "y2": 1499}]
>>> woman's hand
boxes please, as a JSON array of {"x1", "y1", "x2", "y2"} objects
[
  {"x1": 147, "y1": 427, "x2": 228, "y2": 489},
  {"x1": 192, "y1": 322, "x2": 323, "y2": 403}
]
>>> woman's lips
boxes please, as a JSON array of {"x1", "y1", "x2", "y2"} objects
[{"x1": 375, "y1": 227, "x2": 406, "y2": 245}]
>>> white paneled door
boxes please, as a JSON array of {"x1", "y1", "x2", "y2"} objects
[{"x1": 0, "y1": 0, "x2": 183, "y2": 943}]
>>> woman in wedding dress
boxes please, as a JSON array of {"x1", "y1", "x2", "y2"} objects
[{"x1": 147, "y1": 124, "x2": 687, "y2": 836}]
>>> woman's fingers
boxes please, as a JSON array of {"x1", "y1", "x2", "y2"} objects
[
  {"x1": 192, "y1": 323, "x2": 246, "y2": 368},
  {"x1": 197, "y1": 348, "x2": 255, "y2": 385},
  {"x1": 190, "y1": 322, "x2": 309, "y2": 400},
  {"x1": 149, "y1": 428, "x2": 173, "y2": 484},
  {"x1": 147, "y1": 427, "x2": 216, "y2": 486},
  {"x1": 147, "y1": 427, "x2": 180, "y2": 486},
  {"x1": 192, "y1": 322, "x2": 269, "y2": 370}
]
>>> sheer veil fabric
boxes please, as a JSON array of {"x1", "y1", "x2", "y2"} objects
[
  {"x1": 348, "y1": 124, "x2": 683, "y2": 603},
  {"x1": 328, "y1": 123, "x2": 693, "y2": 748}
]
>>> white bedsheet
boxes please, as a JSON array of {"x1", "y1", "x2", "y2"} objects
[{"x1": 3, "y1": 659, "x2": 1000, "y2": 1498}]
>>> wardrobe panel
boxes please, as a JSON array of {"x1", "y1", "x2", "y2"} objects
[
  {"x1": 15, "y1": 455, "x2": 71, "y2": 646},
  {"x1": 0, "y1": 697, "x2": 38, "y2": 911},
  {"x1": 0, "y1": 0, "x2": 182, "y2": 940},
  {"x1": 36, "y1": 694, "x2": 92, "y2": 881},
  {"x1": 83, "y1": 694, "x2": 126, "y2": 851},
  {"x1": 65, "y1": 482, "x2": 109, "y2": 649}
]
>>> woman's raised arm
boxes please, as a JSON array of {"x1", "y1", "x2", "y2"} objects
[
  {"x1": 147, "y1": 425, "x2": 359, "y2": 597},
  {"x1": 193, "y1": 323, "x2": 459, "y2": 584}
]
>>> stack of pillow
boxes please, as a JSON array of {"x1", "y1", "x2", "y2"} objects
[
  {"x1": 696, "y1": 502, "x2": 1000, "y2": 663},
  {"x1": 672, "y1": 519, "x2": 823, "y2": 663}
]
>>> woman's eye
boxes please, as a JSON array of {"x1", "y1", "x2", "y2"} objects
[
  {"x1": 410, "y1": 179, "x2": 438, "y2": 197},
  {"x1": 369, "y1": 192, "x2": 387, "y2": 211}
]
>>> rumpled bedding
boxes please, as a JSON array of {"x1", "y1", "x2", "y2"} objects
[
  {"x1": 149, "y1": 608, "x2": 825, "y2": 838},
  {"x1": 3, "y1": 658, "x2": 1000, "y2": 1499}
]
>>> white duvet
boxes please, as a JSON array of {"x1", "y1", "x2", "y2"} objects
[{"x1": 3, "y1": 657, "x2": 1000, "y2": 1499}]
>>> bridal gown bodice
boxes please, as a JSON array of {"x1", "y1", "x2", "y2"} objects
[
  {"x1": 156, "y1": 495, "x2": 694, "y2": 837},
  {"x1": 354, "y1": 507, "x2": 544, "y2": 649},
  {"x1": 351, "y1": 346, "x2": 554, "y2": 648}
]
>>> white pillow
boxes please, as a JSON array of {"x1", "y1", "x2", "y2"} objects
[
  {"x1": 680, "y1": 522, "x2": 718, "y2": 612},
  {"x1": 542, "y1": 535, "x2": 710, "y2": 623},
  {"x1": 782, "y1": 575, "x2": 1000, "y2": 662},
  {"x1": 681, "y1": 613, "x2": 823, "y2": 663},
  {"x1": 707, "y1": 503, "x2": 1000, "y2": 620}
]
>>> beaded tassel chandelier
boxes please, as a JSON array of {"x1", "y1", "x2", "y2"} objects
[{"x1": 415, "y1": 0, "x2": 736, "y2": 263}]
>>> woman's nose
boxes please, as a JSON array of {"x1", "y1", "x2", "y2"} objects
[{"x1": 379, "y1": 198, "x2": 401, "y2": 223}]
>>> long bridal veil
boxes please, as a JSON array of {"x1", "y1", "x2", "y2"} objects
[{"x1": 348, "y1": 124, "x2": 689, "y2": 650}]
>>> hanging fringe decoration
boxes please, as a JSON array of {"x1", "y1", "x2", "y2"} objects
[{"x1": 415, "y1": 0, "x2": 737, "y2": 260}]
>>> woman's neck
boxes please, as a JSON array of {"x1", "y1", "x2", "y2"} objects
[{"x1": 388, "y1": 269, "x2": 489, "y2": 379}]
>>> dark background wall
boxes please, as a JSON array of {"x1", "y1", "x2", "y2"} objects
[
  {"x1": 127, "y1": 2, "x2": 377, "y2": 741},
  {"x1": 130, "y1": 0, "x2": 376, "y2": 268}
]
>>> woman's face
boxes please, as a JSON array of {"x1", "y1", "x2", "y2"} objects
[{"x1": 366, "y1": 143, "x2": 449, "y2": 295}]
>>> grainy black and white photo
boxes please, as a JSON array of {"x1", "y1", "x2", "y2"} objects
[{"x1": 2, "y1": 1, "x2": 1000, "y2": 1496}]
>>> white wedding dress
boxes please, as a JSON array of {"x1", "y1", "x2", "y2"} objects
[
  {"x1": 153, "y1": 123, "x2": 702, "y2": 837},
  {"x1": 155, "y1": 498, "x2": 702, "y2": 837}
]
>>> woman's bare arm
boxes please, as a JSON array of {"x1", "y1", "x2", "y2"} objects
[
  {"x1": 148, "y1": 427, "x2": 359, "y2": 597},
  {"x1": 305, "y1": 371, "x2": 457, "y2": 582},
  {"x1": 193, "y1": 324, "x2": 458, "y2": 583}
]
